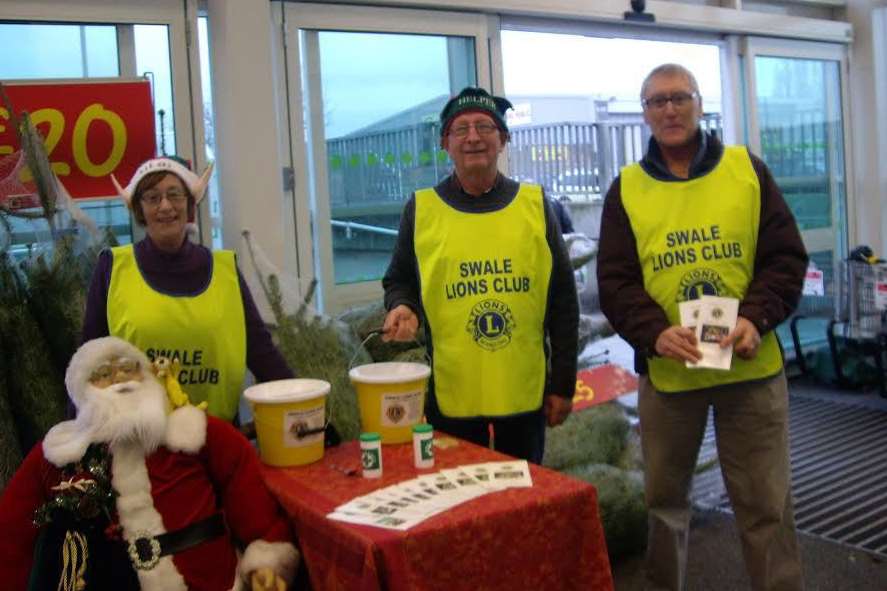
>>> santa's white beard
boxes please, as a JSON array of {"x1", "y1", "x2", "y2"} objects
[{"x1": 78, "y1": 378, "x2": 169, "y2": 452}]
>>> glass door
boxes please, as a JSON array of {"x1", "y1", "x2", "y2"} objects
[
  {"x1": 281, "y1": 3, "x2": 491, "y2": 312},
  {"x1": 743, "y1": 38, "x2": 851, "y2": 349}
]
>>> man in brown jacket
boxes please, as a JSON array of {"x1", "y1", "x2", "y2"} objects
[{"x1": 597, "y1": 64, "x2": 807, "y2": 591}]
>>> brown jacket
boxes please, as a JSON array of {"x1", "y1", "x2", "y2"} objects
[{"x1": 596, "y1": 132, "x2": 808, "y2": 373}]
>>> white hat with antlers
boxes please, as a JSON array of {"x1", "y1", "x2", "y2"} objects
[{"x1": 110, "y1": 157, "x2": 213, "y2": 207}]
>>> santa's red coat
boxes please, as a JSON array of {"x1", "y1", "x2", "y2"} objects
[{"x1": 0, "y1": 414, "x2": 294, "y2": 590}]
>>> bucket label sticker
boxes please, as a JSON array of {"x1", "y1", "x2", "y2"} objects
[
  {"x1": 380, "y1": 390, "x2": 423, "y2": 427},
  {"x1": 283, "y1": 406, "x2": 324, "y2": 447}
]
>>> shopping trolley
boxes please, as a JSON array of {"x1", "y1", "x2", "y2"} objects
[
  {"x1": 822, "y1": 260, "x2": 887, "y2": 396},
  {"x1": 788, "y1": 290, "x2": 836, "y2": 377}
]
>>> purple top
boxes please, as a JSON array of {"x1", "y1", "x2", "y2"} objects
[{"x1": 81, "y1": 237, "x2": 294, "y2": 382}]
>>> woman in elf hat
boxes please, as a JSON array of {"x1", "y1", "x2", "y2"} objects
[{"x1": 81, "y1": 157, "x2": 293, "y2": 423}]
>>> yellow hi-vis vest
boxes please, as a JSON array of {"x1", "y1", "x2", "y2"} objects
[
  {"x1": 620, "y1": 146, "x2": 783, "y2": 393},
  {"x1": 107, "y1": 245, "x2": 247, "y2": 420},
  {"x1": 415, "y1": 183, "x2": 552, "y2": 417}
]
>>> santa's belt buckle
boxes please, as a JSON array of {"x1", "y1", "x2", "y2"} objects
[{"x1": 128, "y1": 532, "x2": 162, "y2": 570}]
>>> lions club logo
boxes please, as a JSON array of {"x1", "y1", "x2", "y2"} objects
[
  {"x1": 466, "y1": 299, "x2": 515, "y2": 351},
  {"x1": 386, "y1": 404, "x2": 406, "y2": 424},
  {"x1": 289, "y1": 420, "x2": 309, "y2": 439},
  {"x1": 676, "y1": 268, "x2": 726, "y2": 302}
]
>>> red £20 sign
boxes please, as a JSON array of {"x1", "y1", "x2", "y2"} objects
[{"x1": 0, "y1": 79, "x2": 156, "y2": 199}]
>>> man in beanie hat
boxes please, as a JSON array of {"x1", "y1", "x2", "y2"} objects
[{"x1": 381, "y1": 87, "x2": 578, "y2": 463}]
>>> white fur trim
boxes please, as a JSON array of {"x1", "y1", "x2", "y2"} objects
[
  {"x1": 43, "y1": 419, "x2": 92, "y2": 467},
  {"x1": 111, "y1": 441, "x2": 188, "y2": 591},
  {"x1": 164, "y1": 405, "x2": 207, "y2": 453},
  {"x1": 238, "y1": 540, "x2": 299, "y2": 586},
  {"x1": 115, "y1": 158, "x2": 213, "y2": 205},
  {"x1": 66, "y1": 337, "x2": 153, "y2": 409}
]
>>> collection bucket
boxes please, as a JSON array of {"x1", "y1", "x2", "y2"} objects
[
  {"x1": 244, "y1": 378, "x2": 330, "y2": 467},
  {"x1": 349, "y1": 362, "x2": 431, "y2": 444}
]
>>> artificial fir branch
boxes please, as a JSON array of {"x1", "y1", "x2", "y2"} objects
[{"x1": 241, "y1": 231, "x2": 367, "y2": 440}]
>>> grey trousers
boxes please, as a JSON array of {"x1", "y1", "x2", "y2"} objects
[{"x1": 639, "y1": 372, "x2": 803, "y2": 591}]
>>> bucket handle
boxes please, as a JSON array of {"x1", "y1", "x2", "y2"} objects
[
  {"x1": 293, "y1": 423, "x2": 326, "y2": 439},
  {"x1": 292, "y1": 400, "x2": 336, "y2": 442},
  {"x1": 349, "y1": 327, "x2": 431, "y2": 369},
  {"x1": 349, "y1": 328, "x2": 385, "y2": 370},
  {"x1": 291, "y1": 329, "x2": 395, "y2": 443},
  {"x1": 264, "y1": 393, "x2": 332, "y2": 441}
]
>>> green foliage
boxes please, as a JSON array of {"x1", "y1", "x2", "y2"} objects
[
  {"x1": 0, "y1": 109, "x2": 111, "y2": 458},
  {"x1": 21, "y1": 233, "x2": 109, "y2": 378},
  {"x1": 0, "y1": 314, "x2": 22, "y2": 492},
  {"x1": 242, "y1": 230, "x2": 370, "y2": 442},
  {"x1": 543, "y1": 402, "x2": 647, "y2": 559},
  {"x1": 542, "y1": 402, "x2": 631, "y2": 470},
  {"x1": 392, "y1": 347, "x2": 428, "y2": 364},
  {"x1": 0, "y1": 254, "x2": 67, "y2": 453},
  {"x1": 563, "y1": 463, "x2": 647, "y2": 559},
  {"x1": 272, "y1": 277, "x2": 366, "y2": 442}
]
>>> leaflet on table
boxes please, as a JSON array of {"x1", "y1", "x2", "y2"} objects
[
  {"x1": 327, "y1": 507, "x2": 427, "y2": 530},
  {"x1": 439, "y1": 468, "x2": 493, "y2": 497},
  {"x1": 328, "y1": 489, "x2": 450, "y2": 529},
  {"x1": 680, "y1": 295, "x2": 739, "y2": 371},
  {"x1": 327, "y1": 462, "x2": 535, "y2": 530},
  {"x1": 329, "y1": 488, "x2": 451, "y2": 530},
  {"x1": 463, "y1": 463, "x2": 495, "y2": 487},
  {"x1": 337, "y1": 492, "x2": 427, "y2": 519},
  {"x1": 330, "y1": 492, "x2": 428, "y2": 525},
  {"x1": 486, "y1": 460, "x2": 533, "y2": 488},
  {"x1": 457, "y1": 461, "x2": 531, "y2": 490},
  {"x1": 386, "y1": 481, "x2": 450, "y2": 512},
  {"x1": 416, "y1": 472, "x2": 484, "y2": 504},
  {"x1": 367, "y1": 486, "x2": 449, "y2": 517}
]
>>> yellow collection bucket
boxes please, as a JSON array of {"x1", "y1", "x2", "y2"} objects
[
  {"x1": 349, "y1": 362, "x2": 431, "y2": 444},
  {"x1": 243, "y1": 378, "x2": 330, "y2": 467}
]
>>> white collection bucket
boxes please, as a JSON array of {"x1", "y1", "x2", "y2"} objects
[
  {"x1": 348, "y1": 362, "x2": 431, "y2": 444},
  {"x1": 243, "y1": 378, "x2": 330, "y2": 467}
]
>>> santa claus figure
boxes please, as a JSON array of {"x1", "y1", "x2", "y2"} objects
[{"x1": 0, "y1": 337, "x2": 298, "y2": 590}]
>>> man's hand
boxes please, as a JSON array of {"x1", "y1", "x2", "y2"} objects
[
  {"x1": 543, "y1": 394, "x2": 573, "y2": 427},
  {"x1": 249, "y1": 567, "x2": 286, "y2": 591},
  {"x1": 382, "y1": 304, "x2": 418, "y2": 342},
  {"x1": 654, "y1": 326, "x2": 702, "y2": 363},
  {"x1": 720, "y1": 316, "x2": 761, "y2": 359}
]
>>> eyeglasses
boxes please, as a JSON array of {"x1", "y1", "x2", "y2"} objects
[
  {"x1": 141, "y1": 188, "x2": 188, "y2": 207},
  {"x1": 642, "y1": 91, "x2": 698, "y2": 111},
  {"x1": 449, "y1": 122, "x2": 499, "y2": 138},
  {"x1": 89, "y1": 357, "x2": 142, "y2": 387}
]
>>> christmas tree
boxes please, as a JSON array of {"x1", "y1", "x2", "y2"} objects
[{"x1": 0, "y1": 88, "x2": 114, "y2": 490}]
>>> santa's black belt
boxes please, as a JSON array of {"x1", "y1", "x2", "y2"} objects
[{"x1": 126, "y1": 513, "x2": 226, "y2": 570}]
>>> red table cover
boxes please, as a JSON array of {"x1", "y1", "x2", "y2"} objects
[{"x1": 261, "y1": 437, "x2": 614, "y2": 591}]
